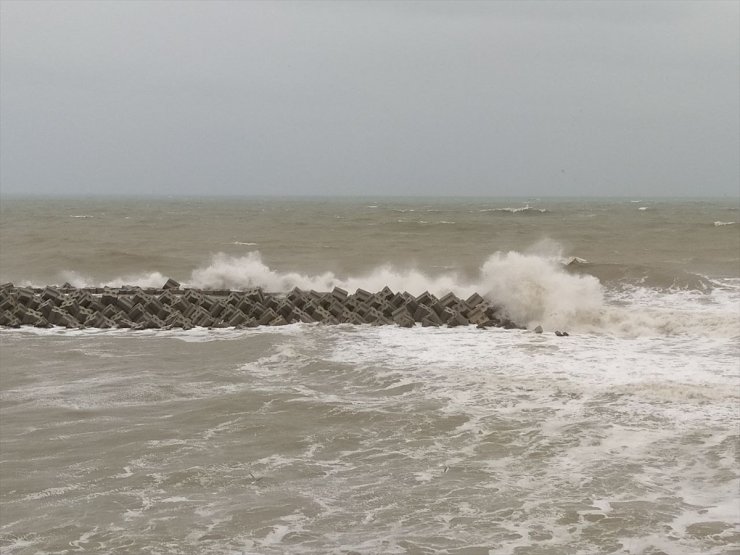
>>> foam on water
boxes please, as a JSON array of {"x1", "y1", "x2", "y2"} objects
[
  {"x1": 38, "y1": 243, "x2": 740, "y2": 339},
  {"x1": 1, "y1": 321, "x2": 737, "y2": 554}
]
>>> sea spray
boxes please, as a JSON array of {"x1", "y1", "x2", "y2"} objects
[{"x1": 46, "y1": 246, "x2": 740, "y2": 338}]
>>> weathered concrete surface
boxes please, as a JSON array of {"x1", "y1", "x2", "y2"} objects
[{"x1": 0, "y1": 282, "x2": 521, "y2": 330}]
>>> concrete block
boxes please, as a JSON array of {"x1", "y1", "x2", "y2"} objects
[
  {"x1": 74, "y1": 291, "x2": 94, "y2": 307},
  {"x1": 60, "y1": 300, "x2": 81, "y2": 319},
  {"x1": 199, "y1": 295, "x2": 216, "y2": 311},
  {"x1": 41, "y1": 286, "x2": 62, "y2": 305},
  {"x1": 102, "y1": 304, "x2": 121, "y2": 319},
  {"x1": 87, "y1": 299, "x2": 104, "y2": 313},
  {"x1": 257, "y1": 308, "x2": 278, "y2": 326},
  {"x1": 331, "y1": 287, "x2": 348, "y2": 302},
  {"x1": 220, "y1": 305, "x2": 237, "y2": 322},
  {"x1": 413, "y1": 304, "x2": 440, "y2": 324},
  {"x1": 77, "y1": 306, "x2": 93, "y2": 321},
  {"x1": 236, "y1": 298, "x2": 253, "y2": 314},
  {"x1": 301, "y1": 300, "x2": 318, "y2": 316},
  {"x1": 327, "y1": 300, "x2": 345, "y2": 318},
  {"x1": 390, "y1": 306, "x2": 408, "y2": 323},
  {"x1": 369, "y1": 314, "x2": 392, "y2": 326},
  {"x1": 466, "y1": 292, "x2": 485, "y2": 308},
  {"x1": 245, "y1": 289, "x2": 264, "y2": 303},
  {"x1": 132, "y1": 292, "x2": 151, "y2": 307},
  {"x1": 421, "y1": 316, "x2": 440, "y2": 327},
  {"x1": 14, "y1": 287, "x2": 34, "y2": 305},
  {"x1": 157, "y1": 290, "x2": 176, "y2": 305},
  {"x1": 367, "y1": 294, "x2": 385, "y2": 310},
  {"x1": 184, "y1": 289, "x2": 204, "y2": 305},
  {"x1": 292, "y1": 309, "x2": 315, "y2": 324},
  {"x1": 227, "y1": 311, "x2": 248, "y2": 326},
  {"x1": 394, "y1": 314, "x2": 415, "y2": 328},
  {"x1": 0, "y1": 310, "x2": 20, "y2": 327},
  {"x1": 144, "y1": 315, "x2": 165, "y2": 329},
  {"x1": 269, "y1": 315, "x2": 289, "y2": 326},
  {"x1": 354, "y1": 288, "x2": 373, "y2": 303},
  {"x1": 163, "y1": 278, "x2": 180, "y2": 290},
  {"x1": 20, "y1": 309, "x2": 45, "y2": 326},
  {"x1": 446, "y1": 311, "x2": 469, "y2": 327},
  {"x1": 248, "y1": 302, "x2": 266, "y2": 319},
  {"x1": 128, "y1": 303, "x2": 147, "y2": 323},
  {"x1": 342, "y1": 312, "x2": 365, "y2": 325},
  {"x1": 37, "y1": 300, "x2": 54, "y2": 319},
  {"x1": 363, "y1": 307, "x2": 386, "y2": 324},
  {"x1": 112, "y1": 314, "x2": 134, "y2": 328},
  {"x1": 342, "y1": 297, "x2": 359, "y2": 312},
  {"x1": 0, "y1": 296, "x2": 17, "y2": 312},
  {"x1": 311, "y1": 306, "x2": 337, "y2": 324},
  {"x1": 226, "y1": 292, "x2": 243, "y2": 306},
  {"x1": 389, "y1": 293, "x2": 407, "y2": 308},
  {"x1": 164, "y1": 312, "x2": 192, "y2": 329},
  {"x1": 12, "y1": 304, "x2": 26, "y2": 320},
  {"x1": 187, "y1": 306, "x2": 210, "y2": 326},
  {"x1": 438, "y1": 292, "x2": 461, "y2": 308},
  {"x1": 85, "y1": 312, "x2": 115, "y2": 329},
  {"x1": 208, "y1": 300, "x2": 227, "y2": 318},
  {"x1": 101, "y1": 293, "x2": 118, "y2": 306},
  {"x1": 287, "y1": 286, "x2": 305, "y2": 300},
  {"x1": 172, "y1": 297, "x2": 191, "y2": 314},
  {"x1": 120, "y1": 285, "x2": 141, "y2": 295},
  {"x1": 145, "y1": 298, "x2": 165, "y2": 316},
  {"x1": 308, "y1": 290, "x2": 325, "y2": 302},
  {"x1": 378, "y1": 285, "x2": 394, "y2": 300},
  {"x1": 116, "y1": 296, "x2": 134, "y2": 313},
  {"x1": 286, "y1": 288, "x2": 306, "y2": 308},
  {"x1": 276, "y1": 301, "x2": 294, "y2": 320},
  {"x1": 466, "y1": 306, "x2": 489, "y2": 325}
]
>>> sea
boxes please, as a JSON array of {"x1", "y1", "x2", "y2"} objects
[{"x1": 0, "y1": 196, "x2": 738, "y2": 555}]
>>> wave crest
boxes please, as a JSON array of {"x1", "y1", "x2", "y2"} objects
[{"x1": 48, "y1": 245, "x2": 739, "y2": 338}]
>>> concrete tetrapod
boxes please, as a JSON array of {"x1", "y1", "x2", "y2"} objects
[{"x1": 0, "y1": 282, "x2": 525, "y2": 331}]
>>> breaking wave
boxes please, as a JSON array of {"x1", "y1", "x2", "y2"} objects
[
  {"x1": 46, "y1": 243, "x2": 740, "y2": 339},
  {"x1": 479, "y1": 204, "x2": 548, "y2": 214}
]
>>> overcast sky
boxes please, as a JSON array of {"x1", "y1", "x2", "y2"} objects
[{"x1": 1, "y1": 0, "x2": 738, "y2": 197}]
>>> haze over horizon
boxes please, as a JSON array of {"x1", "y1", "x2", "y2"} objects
[{"x1": 1, "y1": 0, "x2": 738, "y2": 198}]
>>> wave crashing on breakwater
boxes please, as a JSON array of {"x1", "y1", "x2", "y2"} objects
[{"x1": 6, "y1": 245, "x2": 739, "y2": 338}]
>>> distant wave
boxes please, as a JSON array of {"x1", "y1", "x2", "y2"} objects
[
  {"x1": 395, "y1": 220, "x2": 455, "y2": 225},
  {"x1": 714, "y1": 221, "x2": 736, "y2": 227},
  {"x1": 479, "y1": 204, "x2": 548, "y2": 214},
  {"x1": 231, "y1": 241, "x2": 258, "y2": 246}
]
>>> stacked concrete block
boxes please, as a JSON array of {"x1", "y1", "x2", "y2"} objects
[{"x1": 0, "y1": 282, "x2": 524, "y2": 331}]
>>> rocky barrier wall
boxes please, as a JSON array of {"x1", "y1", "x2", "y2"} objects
[{"x1": 0, "y1": 281, "x2": 521, "y2": 330}]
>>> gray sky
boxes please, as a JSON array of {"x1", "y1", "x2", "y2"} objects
[{"x1": 1, "y1": 0, "x2": 738, "y2": 197}]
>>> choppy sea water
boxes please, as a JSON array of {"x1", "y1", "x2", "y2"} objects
[{"x1": 1, "y1": 197, "x2": 739, "y2": 554}]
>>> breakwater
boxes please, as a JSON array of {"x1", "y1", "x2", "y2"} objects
[{"x1": 0, "y1": 281, "x2": 521, "y2": 330}]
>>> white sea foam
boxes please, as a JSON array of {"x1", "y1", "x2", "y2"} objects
[
  {"x1": 713, "y1": 220, "x2": 735, "y2": 226},
  {"x1": 57, "y1": 269, "x2": 170, "y2": 289},
  {"x1": 479, "y1": 204, "x2": 548, "y2": 214},
  {"x1": 34, "y1": 243, "x2": 740, "y2": 338}
]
